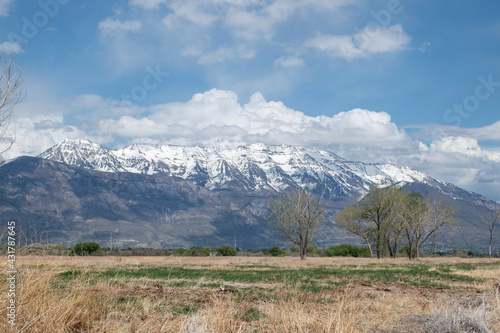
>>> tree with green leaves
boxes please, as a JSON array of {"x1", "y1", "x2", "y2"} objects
[
  {"x1": 216, "y1": 245, "x2": 237, "y2": 256},
  {"x1": 266, "y1": 188, "x2": 325, "y2": 260},
  {"x1": 71, "y1": 242, "x2": 101, "y2": 256},
  {"x1": 266, "y1": 245, "x2": 283, "y2": 256},
  {"x1": 335, "y1": 203, "x2": 374, "y2": 257},
  {"x1": 357, "y1": 185, "x2": 405, "y2": 259}
]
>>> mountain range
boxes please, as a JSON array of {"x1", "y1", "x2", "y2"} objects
[{"x1": 0, "y1": 139, "x2": 498, "y2": 251}]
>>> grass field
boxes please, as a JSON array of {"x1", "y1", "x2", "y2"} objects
[{"x1": 1, "y1": 255, "x2": 499, "y2": 332}]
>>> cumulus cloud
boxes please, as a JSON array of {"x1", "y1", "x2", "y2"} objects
[
  {"x1": 1, "y1": 115, "x2": 88, "y2": 160},
  {"x1": 96, "y1": 88, "x2": 413, "y2": 152},
  {"x1": 305, "y1": 24, "x2": 411, "y2": 60},
  {"x1": 430, "y1": 136, "x2": 482, "y2": 157},
  {"x1": 0, "y1": 41, "x2": 23, "y2": 53},
  {"x1": 98, "y1": 18, "x2": 142, "y2": 36}
]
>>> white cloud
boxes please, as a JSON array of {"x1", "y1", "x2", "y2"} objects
[
  {"x1": 1, "y1": 115, "x2": 88, "y2": 160},
  {"x1": 305, "y1": 24, "x2": 411, "y2": 60},
  {"x1": 163, "y1": 2, "x2": 218, "y2": 26},
  {"x1": 96, "y1": 89, "x2": 412, "y2": 151},
  {"x1": 0, "y1": 0, "x2": 14, "y2": 16},
  {"x1": 197, "y1": 45, "x2": 256, "y2": 64},
  {"x1": 274, "y1": 56, "x2": 305, "y2": 67},
  {"x1": 98, "y1": 18, "x2": 142, "y2": 36},
  {"x1": 430, "y1": 136, "x2": 482, "y2": 157},
  {"x1": 0, "y1": 41, "x2": 23, "y2": 53}
]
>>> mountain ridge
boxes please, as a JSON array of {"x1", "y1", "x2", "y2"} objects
[{"x1": 39, "y1": 139, "x2": 438, "y2": 197}]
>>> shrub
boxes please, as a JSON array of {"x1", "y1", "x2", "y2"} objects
[
  {"x1": 216, "y1": 246, "x2": 237, "y2": 256},
  {"x1": 325, "y1": 244, "x2": 370, "y2": 258},
  {"x1": 71, "y1": 242, "x2": 101, "y2": 256},
  {"x1": 266, "y1": 246, "x2": 284, "y2": 256}
]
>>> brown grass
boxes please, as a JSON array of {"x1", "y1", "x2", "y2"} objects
[{"x1": 0, "y1": 256, "x2": 499, "y2": 332}]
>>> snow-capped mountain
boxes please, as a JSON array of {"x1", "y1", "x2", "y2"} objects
[
  {"x1": 1, "y1": 138, "x2": 497, "y2": 249},
  {"x1": 39, "y1": 139, "x2": 435, "y2": 197}
]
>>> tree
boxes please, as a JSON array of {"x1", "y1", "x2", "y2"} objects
[
  {"x1": 335, "y1": 203, "x2": 374, "y2": 257},
  {"x1": 481, "y1": 206, "x2": 500, "y2": 259},
  {"x1": 71, "y1": 242, "x2": 101, "y2": 256},
  {"x1": 0, "y1": 54, "x2": 24, "y2": 153},
  {"x1": 401, "y1": 195, "x2": 456, "y2": 260},
  {"x1": 424, "y1": 197, "x2": 456, "y2": 259},
  {"x1": 266, "y1": 188, "x2": 325, "y2": 260},
  {"x1": 266, "y1": 245, "x2": 283, "y2": 256},
  {"x1": 216, "y1": 245, "x2": 237, "y2": 256},
  {"x1": 399, "y1": 193, "x2": 428, "y2": 260},
  {"x1": 358, "y1": 185, "x2": 404, "y2": 259}
]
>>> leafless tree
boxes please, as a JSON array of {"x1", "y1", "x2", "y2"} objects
[
  {"x1": 420, "y1": 197, "x2": 456, "y2": 260},
  {"x1": 266, "y1": 188, "x2": 325, "y2": 260},
  {"x1": 481, "y1": 206, "x2": 500, "y2": 259},
  {"x1": 0, "y1": 54, "x2": 25, "y2": 153}
]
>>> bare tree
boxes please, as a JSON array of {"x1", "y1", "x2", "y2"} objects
[
  {"x1": 481, "y1": 206, "x2": 500, "y2": 259},
  {"x1": 419, "y1": 196, "x2": 456, "y2": 260},
  {"x1": 400, "y1": 195, "x2": 456, "y2": 260},
  {"x1": 266, "y1": 188, "x2": 325, "y2": 260},
  {"x1": 0, "y1": 54, "x2": 24, "y2": 153},
  {"x1": 399, "y1": 193, "x2": 429, "y2": 260}
]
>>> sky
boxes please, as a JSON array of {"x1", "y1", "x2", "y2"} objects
[{"x1": 0, "y1": 0, "x2": 499, "y2": 201}]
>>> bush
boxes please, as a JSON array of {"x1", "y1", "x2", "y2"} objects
[
  {"x1": 454, "y1": 250, "x2": 469, "y2": 258},
  {"x1": 325, "y1": 244, "x2": 370, "y2": 258},
  {"x1": 216, "y1": 246, "x2": 237, "y2": 256},
  {"x1": 190, "y1": 247, "x2": 211, "y2": 256},
  {"x1": 71, "y1": 242, "x2": 101, "y2": 256},
  {"x1": 266, "y1": 246, "x2": 284, "y2": 256}
]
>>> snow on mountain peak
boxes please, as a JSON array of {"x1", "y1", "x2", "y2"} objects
[{"x1": 38, "y1": 139, "x2": 433, "y2": 195}]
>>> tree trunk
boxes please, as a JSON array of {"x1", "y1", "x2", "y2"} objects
[
  {"x1": 489, "y1": 233, "x2": 493, "y2": 259},
  {"x1": 364, "y1": 237, "x2": 374, "y2": 258},
  {"x1": 300, "y1": 246, "x2": 307, "y2": 260},
  {"x1": 430, "y1": 232, "x2": 437, "y2": 257}
]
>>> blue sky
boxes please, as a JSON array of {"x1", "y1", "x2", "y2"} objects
[{"x1": 1, "y1": 0, "x2": 500, "y2": 201}]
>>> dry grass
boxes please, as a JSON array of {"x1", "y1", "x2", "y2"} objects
[{"x1": 0, "y1": 256, "x2": 499, "y2": 332}]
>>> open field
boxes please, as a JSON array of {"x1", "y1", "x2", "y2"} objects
[{"x1": 1, "y1": 256, "x2": 499, "y2": 332}]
